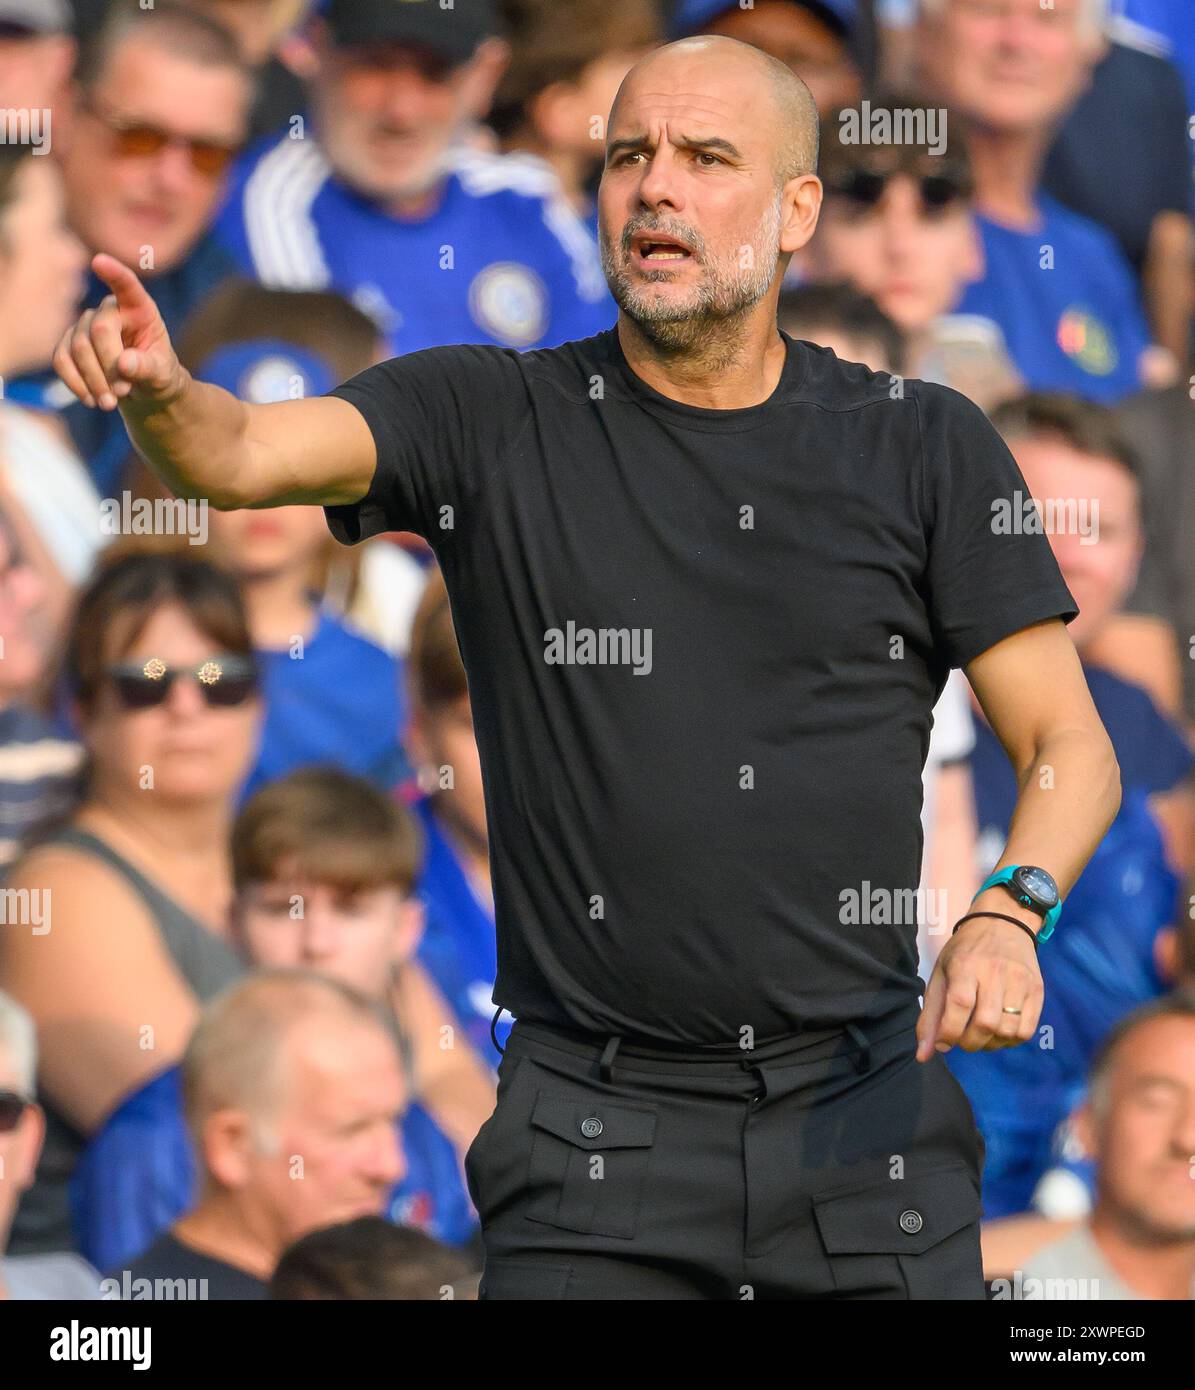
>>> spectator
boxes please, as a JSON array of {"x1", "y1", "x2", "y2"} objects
[
  {"x1": 1013, "y1": 996, "x2": 1195, "y2": 1298},
  {"x1": 0, "y1": 144, "x2": 101, "y2": 632},
  {"x1": 232, "y1": 768, "x2": 493, "y2": 1226},
  {"x1": 0, "y1": 496, "x2": 83, "y2": 872},
  {"x1": 0, "y1": 0, "x2": 75, "y2": 114},
  {"x1": 187, "y1": 1, "x2": 315, "y2": 142},
  {"x1": 1086, "y1": 383, "x2": 1195, "y2": 731},
  {"x1": 13, "y1": 0, "x2": 253, "y2": 496},
  {"x1": 916, "y1": 0, "x2": 1154, "y2": 402},
  {"x1": 172, "y1": 315, "x2": 408, "y2": 799},
  {"x1": 668, "y1": 0, "x2": 864, "y2": 114},
  {"x1": 119, "y1": 970, "x2": 406, "y2": 1298},
  {"x1": 70, "y1": 767, "x2": 490, "y2": 1269},
  {"x1": 0, "y1": 554, "x2": 256, "y2": 1254},
  {"x1": 270, "y1": 1215, "x2": 476, "y2": 1299},
  {"x1": 1043, "y1": 28, "x2": 1194, "y2": 373},
  {"x1": 777, "y1": 280, "x2": 906, "y2": 373},
  {"x1": 215, "y1": 0, "x2": 612, "y2": 355},
  {"x1": 405, "y1": 572, "x2": 506, "y2": 1064},
  {"x1": 489, "y1": 0, "x2": 661, "y2": 224},
  {"x1": 949, "y1": 393, "x2": 1194, "y2": 1217},
  {"x1": 798, "y1": 109, "x2": 1024, "y2": 411},
  {"x1": 0, "y1": 989, "x2": 100, "y2": 1299}
]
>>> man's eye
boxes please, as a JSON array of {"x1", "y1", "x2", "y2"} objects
[{"x1": 696, "y1": 152, "x2": 722, "y2": 166}]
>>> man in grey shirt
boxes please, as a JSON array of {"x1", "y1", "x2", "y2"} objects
[{"x1": 1018, "y1": 995, "x2": 1195, "y2": 1300}]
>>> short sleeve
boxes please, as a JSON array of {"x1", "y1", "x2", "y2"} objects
[
  {"x1": 918, "y1": 383, "x2": 1078, "y2": 670},
  {"x1": 323, "y1": 344, "x2": 531, "y2": 545}
]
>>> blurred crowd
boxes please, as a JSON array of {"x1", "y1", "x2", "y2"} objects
[{"x1": 0, "y1": 0, "x2": 1194, "y2": 1301}]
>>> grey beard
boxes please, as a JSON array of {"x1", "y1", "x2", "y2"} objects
[{"x1": 600, "y1": 205, "x2": 782, "y2": 358}]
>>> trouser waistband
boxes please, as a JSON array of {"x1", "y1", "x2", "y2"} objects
[{"x1": 494, "y1": 999, "x2": 922, "y2": 1083}]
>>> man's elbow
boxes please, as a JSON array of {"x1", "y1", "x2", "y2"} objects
[{"x1": 1097, "y1": 731, "x2": 1122, "y2": 829}]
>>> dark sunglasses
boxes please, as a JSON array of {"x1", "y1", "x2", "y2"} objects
[
  {"x1": 107, "y1": 655, "x2": 259, "y2": 711},
  {"x1": 827, "y1": 169, "x2": 971, "y2": 214},
  {"x1": 0, "y1": 1089, "x2": 30, "y2": 1133},
  {"x1": 82, "y1": 96, "x2": 242, "y2": 179}
]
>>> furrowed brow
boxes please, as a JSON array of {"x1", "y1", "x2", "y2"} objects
[{"x1": 606, "y1": 133, "x2": 745, "y2": 163}]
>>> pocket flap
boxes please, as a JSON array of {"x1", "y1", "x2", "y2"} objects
[
  {"x1": 813, "y1": 1162, "x2": 980, "y2": 1257},
  {"x1": 530, "y1": 1091, "x2": 657, "y2": 1150}
]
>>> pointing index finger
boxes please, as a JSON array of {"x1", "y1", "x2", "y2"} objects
[{"x1": 91, "y1": 253, "x2": 154, "y2": 316}]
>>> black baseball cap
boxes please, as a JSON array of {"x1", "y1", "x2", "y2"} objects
[{"x1": 325, "y1": 0, "x2": 497, "y2": 66}]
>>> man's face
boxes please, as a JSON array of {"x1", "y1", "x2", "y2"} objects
[
  {"x1": 1082, "y1": 1017, "x2": 1195, "y2": 1242},
  {"x1": 1010, "y1": 436, "x2": 1142, "y2": 650},
  {"x1": 598, "y1": 45, "x2": 816, "y2": 347},
  {"x1": 313, "y1": 40, "x2": 482, "y2": 204},
  {"x1": 0, "y1": 1057, "x2": 42, "y2": 1254},
  {"x1": 247, "y1": 1018, "x2": 407, "y2": 1249},
  {"x1": 704, "y1": 0, "x2": 860, "y2": 113},
  {"x1": 807, "y1": 172, "x2": 981, "y2": 334},
  {"x1": 236, "y1": 869, "x2": 421, "y2": 1000},
  {"x1": 919, "y1": 0, "x2": 1096, "y2": 136},
  {"x1": 61, "y1": 39, "x2": 249, "y2": 271}
]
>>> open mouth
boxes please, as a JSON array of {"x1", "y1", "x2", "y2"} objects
[{"x1": 631, "y1": 232, "x2": 695, "y2": 265}]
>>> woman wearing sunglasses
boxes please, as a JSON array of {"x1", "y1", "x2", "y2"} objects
[{"x1": 0, "y1": 552, "x2": 260, "y2": 1256}]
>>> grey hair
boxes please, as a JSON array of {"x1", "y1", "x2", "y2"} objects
[
  {"x1": 919, "y1": 0, "x2": 1109, "y2": 40},
  {"x1": 0, "y1": 989, "x2": 36, "y2": 1096},
  {"x1": 1087, "y1": 990, "x2": 1195, "y2": 1117}
]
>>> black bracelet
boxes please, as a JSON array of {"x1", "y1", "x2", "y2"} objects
[{"x1": 952, "y1": 911, "x2": 1040, "y2": 948}]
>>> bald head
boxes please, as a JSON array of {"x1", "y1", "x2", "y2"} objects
[
  {"x1": 611, "y1": 36, "x2": 820, "y2": 188},
  {"x1": 182, "y1": 968, "x2": 393, "y2": 1143}
]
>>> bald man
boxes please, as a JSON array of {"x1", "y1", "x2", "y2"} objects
[{"x1": 55, "y1": 36, "x2": 1119, "y2": 1300}]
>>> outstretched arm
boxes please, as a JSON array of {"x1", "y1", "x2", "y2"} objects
[{"x1": 53, "y1": 254, "x2": 376, "y2": 510}]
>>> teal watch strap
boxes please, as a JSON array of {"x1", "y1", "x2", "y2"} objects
[{"x1": 976, "y1": 867, "x2": 1061, "y2": 942}]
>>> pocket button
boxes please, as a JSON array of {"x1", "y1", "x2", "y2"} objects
[
  {"x1": 580, "y1": 1116, "x2": 603, "y2": 1139},
  {"x1": 899, "y1": 1209, "x2": 924, "y2": 1235}
]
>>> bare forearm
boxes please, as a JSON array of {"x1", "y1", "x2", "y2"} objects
[
  {"x1": 995, "y1": 728, "x2": 1121, "y2": 896},
  {"x1": 120, "y1": 369, "x2": 254, "y2": 508}
]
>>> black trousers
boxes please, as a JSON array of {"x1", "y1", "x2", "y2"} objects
[{"x1": 467, "y1": 1000, "x2": 987, "y2": 1300}]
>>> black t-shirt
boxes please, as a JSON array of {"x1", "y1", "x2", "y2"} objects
[
  {"x1": 327, "y1": 328, "x2": 1077, "y2": 1043},
  {"x1": 119, "y1": 1232, "x2": 267, "y2": 1300}
]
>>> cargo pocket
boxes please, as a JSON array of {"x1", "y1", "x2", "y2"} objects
[
  {"x1": 813, "y1": 1161, "x2": 983, "y2": 1300},
  {"x1": 525, "y1": 1090, "x2": 658, "y2": 1240},
  {"x1": 479, "y1": 1258, "x2": 573, "y2": 1300}
]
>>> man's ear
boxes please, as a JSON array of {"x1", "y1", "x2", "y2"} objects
[
  {"x1": 202, "y1": 1108, "x2": 258, "y2": 1189},
  {"x1": 460, "y1": 38, "x2": 511, "y2": 123},
  {"x1": 779, "y1": 174, "x2": 823, "y2": 257},
  {"x1": 393, "y1": 895, "x2": 425, "y2": 963},
  {"x1": 12, "y1": 1100, "x2": 46, "y2": 1194}
]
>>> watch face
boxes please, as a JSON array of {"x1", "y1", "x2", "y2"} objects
[{"x1": 1015, "y1": 866, "x2": 1059, "y2": 908}]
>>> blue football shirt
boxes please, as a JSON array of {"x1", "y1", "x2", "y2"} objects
[{"x1": 957, "y1": 195, "x2": 1150, "y2": 403}]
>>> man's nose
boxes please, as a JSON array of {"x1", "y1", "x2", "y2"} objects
[
  {"x1": 368, "y1": 1117, "x2": 406, "y2": 1189},
  {"x1": 149, "y1": 141, "x2": 200, "y2": 197},
  {"x1": 299, "y1": 907, "x2": 340, "y2": 960},
  {"x1": 379, "y1": 71, "x2": 434, "y2": 128},
  {"x1": 637, "y1": 149, "x2": 686, "y2": 215}
]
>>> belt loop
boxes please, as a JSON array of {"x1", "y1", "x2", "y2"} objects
[
  {"x1": 489, "y1": 1006, "x2": 508, "y2": 1056},
  {"x1": 599, "y1": 1035, "x2": 621, "y2": 1085},
  {"x1": 844, "y1": 1022, "x2": 872, "y2": 1075}
]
